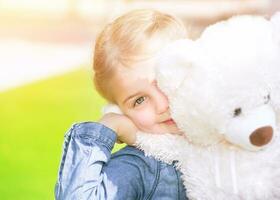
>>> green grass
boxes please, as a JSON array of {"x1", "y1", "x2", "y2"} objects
[{"x1": 0, "y1": 67, "x2": 125, "y2": 200}]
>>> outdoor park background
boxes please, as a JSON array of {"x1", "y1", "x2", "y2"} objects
[{"x1": 0, "y1": 0, "x2": 279, "y2": 199}]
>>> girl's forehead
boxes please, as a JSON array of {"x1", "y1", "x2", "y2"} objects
[{"x1": 118, "y1": 57, "x2": 156, "y2": 82}]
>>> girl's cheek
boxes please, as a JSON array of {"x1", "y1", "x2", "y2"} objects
[{"x1": 131, "y1": 109, "x2": 155, "y2": 129}]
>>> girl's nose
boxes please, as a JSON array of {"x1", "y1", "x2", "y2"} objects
[{"x1": 154, "y1": 86, "x2": 169, "y2": 114}]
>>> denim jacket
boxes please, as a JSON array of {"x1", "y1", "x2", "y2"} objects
[{"x1": 55, "y1": 122, "x2": 188, "y2": 200}]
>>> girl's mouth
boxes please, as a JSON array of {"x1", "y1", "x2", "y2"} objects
[{"x1": 163, "y1": 118, "x2": 176, "y2": 125}]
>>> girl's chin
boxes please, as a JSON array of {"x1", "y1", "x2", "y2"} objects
[{"x1": 166, "y1": 126, "x2": 183, "y2": 135}]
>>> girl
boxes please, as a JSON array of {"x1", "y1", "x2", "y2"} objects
[{"x1": 55, "y1": 9, "x2": 188, "y2": 200}]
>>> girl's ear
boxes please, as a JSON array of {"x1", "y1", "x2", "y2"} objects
[{"x1": 102, "y1": 104, "x2": 123, "y2": 116}]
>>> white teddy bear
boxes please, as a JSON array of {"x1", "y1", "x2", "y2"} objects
[
  {"x1": 134, "y1": 12, "x2": 280, "y2": 200},
  {"x1": 102, "y1": 12, "x2": 280, "y2": 199}
]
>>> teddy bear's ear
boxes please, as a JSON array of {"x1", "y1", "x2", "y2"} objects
[
  {"x1": 271, "y1": 12, "x2": 280, "y2": 46},
  {"x1": 155, "y1": 39, "x2": 196, "y2": 97}
]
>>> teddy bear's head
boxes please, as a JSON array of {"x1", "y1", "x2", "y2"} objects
[{"x1": 156, "y1": 13, "x2": 280, "y2": 151}]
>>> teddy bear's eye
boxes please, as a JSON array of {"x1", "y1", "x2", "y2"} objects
[
  {"x1": 233, "y1": 108, "x2": 242, "y2": 117},
  {"x1": 264, "y1": 94, "x2": 270, "y2": 104}
]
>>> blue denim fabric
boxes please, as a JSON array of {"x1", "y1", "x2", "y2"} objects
[{"x1": 55, "y1": 122, "x2": 187, "y2": 200}]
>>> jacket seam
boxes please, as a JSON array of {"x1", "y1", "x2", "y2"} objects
[
  {"x1": 175, "y1": 166, "x2": 180, "y2": 200},
  {"x1": 57, "y1": 125, "x2": 75, "y2": 185},
  {"x1": 145, "y1": 161, "x2": 160, "y2": 200}
]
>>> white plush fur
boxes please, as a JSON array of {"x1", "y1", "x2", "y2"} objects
[{"x1": 135, "y1": 13, "x2": 280, "y2": 200}]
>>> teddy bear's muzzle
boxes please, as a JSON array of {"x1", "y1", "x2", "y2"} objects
[
  {"x1": 225, "y1": 104, "x2": 276, "y2": 151},
  {"x1": 249, "y1": 126, "x2": 273, "y2": 146}
]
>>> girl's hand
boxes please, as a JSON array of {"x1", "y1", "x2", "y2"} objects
[{"x1": 98, "y1": 113, "x2": 138, "y2": 145}]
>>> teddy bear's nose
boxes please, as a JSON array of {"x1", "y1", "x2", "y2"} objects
[{"x1": 249, "y1": 126, "x2": 273, "y2": 146}]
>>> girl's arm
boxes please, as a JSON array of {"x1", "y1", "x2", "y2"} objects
[{"x1": 54, "y1": 122, "x2": 138, "y2": 200}]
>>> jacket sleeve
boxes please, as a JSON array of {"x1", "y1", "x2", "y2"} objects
[{"x1": 55, "y1": 122, "x2": 121, "y2": 200}]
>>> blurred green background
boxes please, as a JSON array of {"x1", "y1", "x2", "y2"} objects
[
  {"x1": 0, "y1": 67, "x2": 127, "y2": 199},
  {"x1": 0, "y1": 0, "x2": 278, "y2": 199}
]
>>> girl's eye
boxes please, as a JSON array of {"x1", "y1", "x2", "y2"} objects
[{"x1": 134, "y1": 96, "x2": 145, "y2": 107}]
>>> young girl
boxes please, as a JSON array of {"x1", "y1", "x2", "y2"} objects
[{"x1": 55, "y1": 9, "x2": 188, "y2": 200}]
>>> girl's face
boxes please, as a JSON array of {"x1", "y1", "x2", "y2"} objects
[{"x1": 111, "y1": 58, "x2": 181, "y2": 134}]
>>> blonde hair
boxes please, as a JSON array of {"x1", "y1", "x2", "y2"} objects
[{"x1": 93, "y1": 9, "x2": 187, "y2": 103}]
